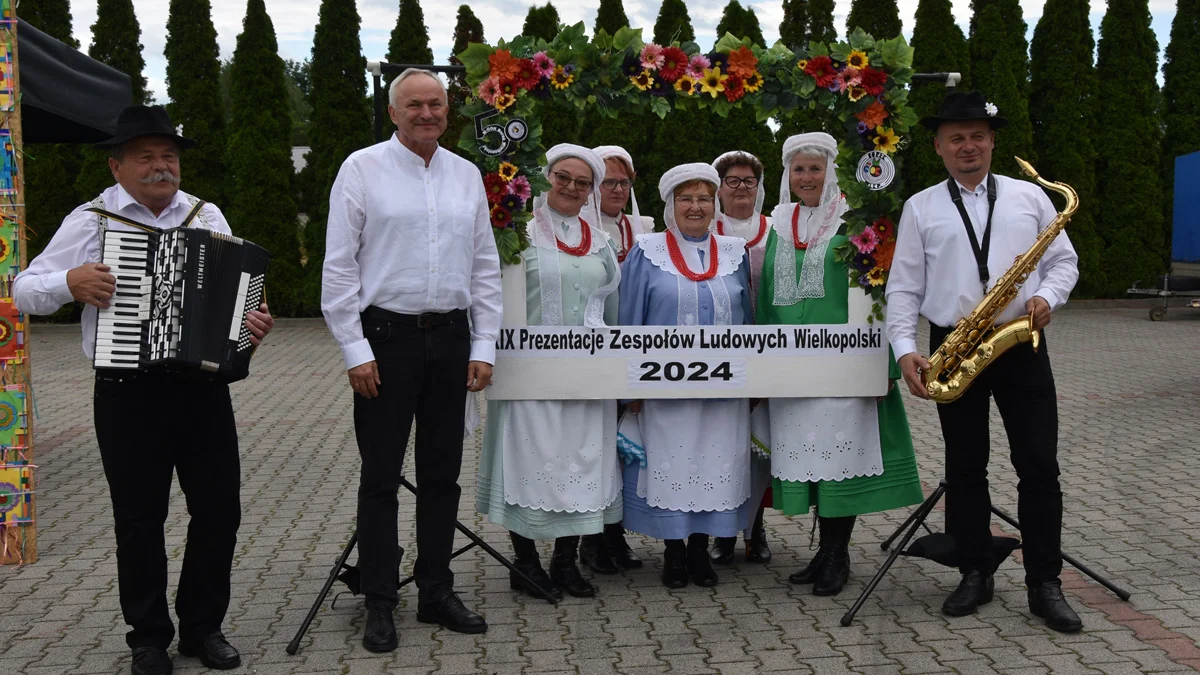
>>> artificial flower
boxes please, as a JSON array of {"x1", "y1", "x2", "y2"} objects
[
  {"x1": 488, "y1": 49, "x2": 521, "y2": 81},
  {"x1": 805, "y1": 56, "x2": 837, "y2": 88},
  {"x1": 836, "y1": 65, "x2": 861, "y2": 91},
  {"x1": 846, "y1": 50, "x2": 869, "y2": 69},
  {"x1": 498, "y1": 78, "x2": 517, "y2": 96},
  {"x1": 529, "y1": 76, "x2": 552, "y2": 99},
  {"x1": 551, "y1": 64, "x2": 574, "y2": 89},
  {"x1": 640, "y1": 43, "x2": 665, "y2": 70},
  {"x1": 858, "y1": 273, "x2": 872, "y2": 288},
  {"x1": 796, "y1": 58, "x2": 809, "y2": 71},
  {"x1": 494, "y1": 92, "x2": 517, "y2": 111},
  {"x1": 499, "y1": 193, "x2": 524, "y2": 213},
  {"x1": 674, "y1": 74, "x2": 699, "y2": 96},
  {"x1": 856, "y1": 100, "x2": 889, "y2": 128},
  {"x1": 484, "y1": 173, "x2": 508, "y2": 204},
  {"x1": 532, "y1": 51, "x2": 556, "y2": 78},
  {"x1": 850, "y1": 226, "x2": 880, "y2": 254},
  {"x1": 489, "y1": 204, "x2": 512, "y2": 228},
  {"x1": 631, "y1": 69, "x2": 654, "y2": 91},
  {"x1": 985, "y1": 101, "x2": 999, "y2": 116},
  {"x1": 706, "y1": 51, "x2": 729, "y2": 73},
  {"x1": 742, "y1": 71, "x2": 764, "y2": 92},
  {"x1": 873, "y1": 126, "x2": 900, "y2": 154},
  {"x1": 649, "y1": 76, "x2": 673, "y2": 97},
  {"x1": 866, "y1": 266, "x2": 886, "y2": 286},
  {"x1": 873, "y1": 239, "x2": 896, "y2": 270},
  {"x1": 659, "y1": 46, "x2": 689, "y2": 82},
  {"x1": 513, "y1": 59, "x2": 541, "y2": 90},
  {"x1": 852, "y1": 252, "x2": 875, "y2": 273},
  {"x1": 507, "y1": 175, "x2": 532, "y2": 200},
  {"x1": 621, "y1": 53, "x2": 644, "y2": 78},
  {"x1": 477, "y1": 77, "x2": 501, "y2": 105},
  {"x1": 687, "y1": 54, "x2": 712, "y2": 79},
  {"x1": 872, "y1": 217, "x2": 895, "y2": 240},
  {"x1": 700, "y1": 67, "x2": 729, "y2": 98},
  {"x1": 727, "y1": 45, "x2": 758, "y2": 79},
  {"x1": 847, "y1": 85, "x2": 868, "y2": 102},
  {"x1": 497, "y1": 162, "x2": 519, "y2": 181},
  {"x1": 563, "y1": 64, "x2": 576, "y2": 74},
  {"x1": 858, "y1": 67, "x2": 888, "y2": 96},
  {"x1": 724, "y1": 74, "x2": 746, "y2": 102}
]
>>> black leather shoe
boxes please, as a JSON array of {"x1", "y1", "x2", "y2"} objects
[
  {"x1": 942, "y1": 571, "x2": 995, "y2": 617},
  {"x1": 177, "y1": 632, "x2": 241, "y2": 669},
  {"x1": 686, "y1": 535, "x2": 719, "y2": 587},
  {"x1": 509, "y1": 558, "x2": 563, "y2": 601},
  {"x1": 710, "y1": 537, "x2": 736, "y2": 564},
  {"x1": 130, "y1": 646, "x2": 173, "y2": 675},
  {"x1": 1028, "y1": 581, "x2": 1083, "y2": 633},
  {"x1": 580, "y1": 533, "x2": 620, "y2": 575},
  {"x1": 417, "y1": 590, "x2": 488, "y2": 634},
  {"x1": 605, "y1": 525, "x2": 644, "y2": 569},
  {"x1": 812, "y1": 546, "x2": 850, "y2": 596},
  {"x1": 662, "y1": 541, "x2": 689, "y2": 588},
  {"x1": 359, "y1": 603, "x2": 398, "y2": 653},
  {"x1": 788, "y1": 548, "x2": 828, "y2": 584},
  {"x1": 550, "y1": 559, "x2": 597, "y2": 597},
  {"x1": 745, "y1": 532, "x2": 771, "y2": 564}
]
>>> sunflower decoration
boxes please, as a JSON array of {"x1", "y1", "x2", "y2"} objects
[
  {"x1": 674, "y1": 74, "x2": 698, "y2": 96},
  {"x1": 742, "y1": 71, "x2": 764, "y2": 93},
  {"x1": 796, "y1": 58, "x2": 809, "y2": 71},
  {"x1": 494, "y1": 92, "x2": 517, "y2": 112},
  {"x1": 497, "y1": 162, "x2": 519, "y2": 182},
  {"x1": 847, "y1": 85, "x2": 868, "y2": 102},
  {"x1": 873, "y1": 126, "x2": 900, "y2": 154},
  {"x1": 866, "y1": 266, "x2": 886, "y2": 287},
  {"x1": 846, "y1": 50, "x2": 869, "y2": 69},
  {"x1": 630, "y1": 69, "x2": 654, "y2": 92},
  {"x1": 551, "y1": 64, "x2": 574, "y2": 90},
  {"x1": 699, "y1": 67, "x2": 728, "y2": 98}
]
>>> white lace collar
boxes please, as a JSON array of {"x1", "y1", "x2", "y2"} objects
[{"x1": 635, "y1": 231, "x2": 746, "y2": 279}]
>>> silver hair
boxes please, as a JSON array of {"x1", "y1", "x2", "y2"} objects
[
  {"x1": 786, "y1": 144, "x2": 836, "y2": 165},
  {"x1": 388, "y1": 68, "x2": 447, "y2": 108}
]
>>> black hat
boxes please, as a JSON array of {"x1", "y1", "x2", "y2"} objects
[
  {"x1": 96, "y1": 105, "x2": 197, "y2": 150},
  {"x1": 919, "y1": 90, "x2": 1008, "y2": 132}
]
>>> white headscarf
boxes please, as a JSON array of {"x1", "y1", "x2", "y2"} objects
[
  {"x1": 712, "y1": 150, "x2": 765, "y2": 229},
  {"x1": 658, "y1": 163, "x2": 721, "y2": 234},
  {"x1": 655, "y1": 163, "x2": 736, "y2": 326},
  {"x1": 530, "y1": 143, "x2": 619, "y2": 327},
  {"x1": 771, "y1": 132, "x2": 848, "y2": 306},
  {"x1": 593, "y1": 145, "x2": 642, "y2": 226}
]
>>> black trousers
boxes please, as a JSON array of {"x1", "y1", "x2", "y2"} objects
[
  {"x1": 930, "y1": 324, "x2": 1063, "y2": 586},
  {"x1": 354, "y1": 307, "x2": 471, "y2": 607},
  {"x1": 93, "y1": 371, "x2": 241, "y2": 650}
]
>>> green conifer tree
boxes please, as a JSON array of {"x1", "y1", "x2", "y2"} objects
[
  {"x1": 807, "y1": 0, "x2": 837, "y2": 43},
  {"x1": 445, "y1": 5, "x2": 484, "y2": 154},
  {"x1": 968, "y1": 4, "x2": 1035, "y2": 179},
  {"x1": 75, "y1": 0, "x2": 152, "y2": 201},
  {"x1": 582, "y1": 0, "x2": 649, "y2": 160},
  {"x1": 779, "y1": 0, "x2": 809, "y2": 48},
  {"x1": 385, "y1": 0, "x2": 434, "y2": 89},
  {"x1": 970, "y1": 0, "x2": 1029, "y2": 89},
  {"x1": 902, "y1": 0, "x2": 970, "y2": 197},
  {"x1": 595, "y1": 0, "x2": 630, "y2": 35},
  {"x1": 1095, "y1": 0, "x2": 1165, "y2": 291},
  {"x1": 226, "y1": 0, "x2": 304, "y2": 315},
  {"x1": 164, "y1": 0, "x2": 227, "y2": 205},
  {"x1": 303, "y1": 0, "x2": 374, "y2": 305},
  {"x1": 778, "y1": 0, "x2": 836, "y2": 150},
  {"x1": 652, "y1": 0, "x2": 695, "y2": 44},
  {"x1": 1029, "y1": 0, "x2": 1102, "y2": 295},
  {"x1": 845, "y1": 0, "x2": 902, "y2": 39},
  {"x1": 1161, "y1": 0, "x2": 1200, "y2": 253},
  {"x1": 523, "y1": 3, "x2": 561, "y2": 41}
]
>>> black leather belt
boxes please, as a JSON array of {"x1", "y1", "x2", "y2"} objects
[{"x1": 362, "y1": 306, "x2": 467, "y2": 328}]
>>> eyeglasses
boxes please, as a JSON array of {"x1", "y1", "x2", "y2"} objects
[
  {"x1": 677, "y1": 196, "x2": 715, "y2": 207},
  {"x1": 601, "y1": 178, "x2": 633, "y2": 191},
  {"x1": 722, "y1": 176, "x2": 759, "y2": 189},
  {"x1": 553, "y1": 171, "x2": 594, "y2": 192}
]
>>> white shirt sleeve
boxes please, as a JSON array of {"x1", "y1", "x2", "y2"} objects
[
  {"x1": 467, "y1": 185, "x2": 503, "y2": 364},
  {"x1": 202, "y1": 203, "x2": 234, "y2": 235},
  {"x1": 320, "y1": 159, "x2": 374, "y2": 370},
  {"x1": 1030, "y1": 189, "x2": 1079, "y2": 311},
  {"x1": 13, "y1": 206, "x2": 97, "y2": 316},
  {"x1": 884, "y1": 199, "x2": 926, "y2": 359}
]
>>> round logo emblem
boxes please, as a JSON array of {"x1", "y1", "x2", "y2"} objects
[
  {"x1": 856, "y1": 151, "x2": 895, "y2": 191},
  {"x1": 505, "y1": 119, "x2": 529, "y2": 142}
]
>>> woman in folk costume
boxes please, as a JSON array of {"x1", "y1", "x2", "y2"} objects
[
  {"x1": 758, "y1": 132, "x2": 923, "y2": 595},
  {"x1": 593, "y1": 146, "x2": 656, "y2": 262},
  {"x1": 617, "y1": 163, "x2": 755, "y2": 589},
  {"x1": 709, "y1": 150, "x2": 773, "y2": 566},
  {"x1": 476, "y1": 144, "x2": 622, "y2": 600}
]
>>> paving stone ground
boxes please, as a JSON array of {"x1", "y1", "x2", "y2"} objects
[{"x1": 3, "y1": 307, "x2": 1200, "y2": 674}]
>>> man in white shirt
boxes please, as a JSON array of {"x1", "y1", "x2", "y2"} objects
[
  {"x1": 14, "y1": 105, "x2": 274, "y2": 675},
  {"x1": 321, "y1": 68, "x2": 502, "y2": 650},
  {"x1": 885, "y1": 90, "x2": 1082, "y2": 633}
]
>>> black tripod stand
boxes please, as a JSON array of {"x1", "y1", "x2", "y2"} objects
[
  {"x1": 840, "y1": 480, "x2": 1132, "y2": 626},
  {"x1": 286, "y1": 476, "x2": 558, "y2": 655}
]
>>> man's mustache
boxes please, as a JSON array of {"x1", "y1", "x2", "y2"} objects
[{"x1": 140, "y1": 171, "x2": 180, "y2": 185}]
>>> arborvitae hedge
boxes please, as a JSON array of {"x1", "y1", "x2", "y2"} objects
[
  {"x1": 1161, "y1": 0, "x2": 1200, "y2": 255},
  {"x1": 968, "y1": 3, "x2": 1035, "y2": 179},
  {"x1": 385, "y1": 0, "x2": 435, "y2": 89},
  {"x1": 164, "y1": 0, "x2": 227, "y2": 205},
  {"x1": 845, "y1": 0, "x2": 901, "y2": 40},
  {"x1": 445, "y1": 5, "x2": 484, "y2": 155}
]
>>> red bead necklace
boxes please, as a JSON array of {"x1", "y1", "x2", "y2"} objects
[
  {"x1": 666, "y1": 230, "x2": 719, "y2": 281},
  {"x1": 556, "y1": 217, "x2": 593, "y2": 257},
  {"x1": 716, "y1": 214, "x2": 769, "y2": 249}
]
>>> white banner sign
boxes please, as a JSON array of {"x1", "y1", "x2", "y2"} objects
[{"x1": 487, "y1": 325, "x2": 888, "y2": 400}]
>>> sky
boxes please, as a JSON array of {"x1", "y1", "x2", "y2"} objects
[{"x1": 66, "y1": 0, "x2": 1177, "y2": 104}]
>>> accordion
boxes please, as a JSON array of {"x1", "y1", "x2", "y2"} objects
[{"x1": 94, "y1": 226, "x2": 270, "y2": 383}]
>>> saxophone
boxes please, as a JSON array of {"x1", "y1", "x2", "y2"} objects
[{"x1": 922, "y1": 157, "x2": 1077, "y2": 403}]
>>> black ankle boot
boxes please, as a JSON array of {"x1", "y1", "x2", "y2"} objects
[
  {"x1": 813, "y1": 516, "x2": 854, "y2": 596},
  {"x1": 580, "y1": 533, "x2": 619, "y2": 574},
  {"x1": 710, "y1": 537, "x2": 736, "y2": 564},
  {"x1": 686, "y1": 534, "x2": 719, "y2": 586},
  {"x1": 508, "y1": 532, "x2": 562, "y2": 600},
  {"x1": 605, "y1": 522, "x2": 643, "y2": 569},
  {"x1": 745, "y1": 506, "x2": 771, "y2": 564},
  {"x1": 789, "y1": 515, "x2": 829, "y2": 584},
  {"x1": 661, "y1": 540, "x2": 689, "y2": 588},
  {"x1": 549, "y1": 536, "x2": 595, "y2": 597}
]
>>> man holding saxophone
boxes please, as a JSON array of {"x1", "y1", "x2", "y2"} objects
[{"x1": 885, "y1": 91, "x2": 1083, "y2": 632}]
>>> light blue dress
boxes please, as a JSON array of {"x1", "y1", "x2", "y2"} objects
[{"x1": 617, "y1": 231, "x2": 757, "y2": 540}]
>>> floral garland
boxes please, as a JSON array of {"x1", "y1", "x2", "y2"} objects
[{"x1": 457, "y1": 25, "x2": 916, "y2": 318}]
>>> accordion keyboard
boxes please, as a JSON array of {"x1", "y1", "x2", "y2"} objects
[{"x1": 95, "y1": 230, "x2": 154, "y2": 368}]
